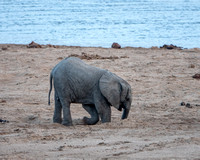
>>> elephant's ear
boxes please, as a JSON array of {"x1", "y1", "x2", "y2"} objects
[{"x1": 99, "y1": 72, "x2": 120, "y2": 108}]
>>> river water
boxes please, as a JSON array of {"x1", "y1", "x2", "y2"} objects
[{"x1": 0, "y1": 0, "x2": 200, "y2": 48}]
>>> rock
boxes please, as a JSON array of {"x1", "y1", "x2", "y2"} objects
[
  {"x1": 14, "y1": 128, "x2": 20, "y2": 132},
  {"x1": 57, "y1": 57, "x2": 63, "y2": 60},
  {"x1": 0, "y1": 119, "x2": 9, "y2": 123},
  {"x1": 186, "y1": 103, "x2": 192, "y2": 108},
  {"x1": 58, "y1": 146, "x2": 65, "y2": 151},
  {"x1": 2, "y1": 47, "x2": 7, "y2": 50},
  {"x1": 28, "y1": 115, "x2": 37, "y2": 120},
  {"x1": 47, "y1": 44, "x2": 59, "y2": 48},
  {"x1": 160, "y1": 44, "x2": 182, "y2": 50},
  {"x1": 0, "y1": 99, "x2": 6, "y2": 103},
  {"x1": 192, "y1": 74, "x2": 200, "y2": 79},
  {"x1": 111, "y1": 42, "x2": 121, "y2": 49},
  {"x1": 189, "y1": 64, "x2": 195, "y2": 68},
  {"x1": 180, "y1": 102, "x2": 185, "y2": 106},
  {"x1": 24, "y1": 115, "x2": 40, "y2": 124},
  {"x1": 27, "y1": 41, "x2": 42, "y2": 48}
]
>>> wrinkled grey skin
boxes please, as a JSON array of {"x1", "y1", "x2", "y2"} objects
[{"x1": 48, "y1": 57, "x2": 132, "y2": 126}]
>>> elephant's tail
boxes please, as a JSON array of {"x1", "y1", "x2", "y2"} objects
[{"x1": 48, "y1": 71, "x2": 53, "y2": 105}]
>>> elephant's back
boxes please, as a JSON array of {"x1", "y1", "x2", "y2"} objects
[
  {"x1": 63, "y1": 57, "x2": 105, "y2": 75},
  {"x1": 53, "y1": 57, "x2": 91, "y2": 73},
  {"x1": 53, "y1": 57, "x2": 106, "y2": 92}
]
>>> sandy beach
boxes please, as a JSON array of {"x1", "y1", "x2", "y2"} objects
[{"x1": 0, "y1": 44, "x2": 200, "y2": 159}]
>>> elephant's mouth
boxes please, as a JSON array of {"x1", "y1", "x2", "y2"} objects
[{"x1": 118, "y1": 103, "x2": 124, "y2": 111}]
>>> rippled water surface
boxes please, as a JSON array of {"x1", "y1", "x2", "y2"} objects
[{"x1": 0, "y1": 0, "x2": 200, "y2": 48}]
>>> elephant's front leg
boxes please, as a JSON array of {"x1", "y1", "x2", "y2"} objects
[
  {"x1": 95, "y1": 100, "x2": 111, "y2": 123},
  {"x1": 53, "y1": 93, "x2": 62, "y2": 124},
  {"x1": 82, "y1": 104, "x2": 99, "y2": 125},
  {"x1": 60, "y1": 99, "x2": 73, "y2": 126}
]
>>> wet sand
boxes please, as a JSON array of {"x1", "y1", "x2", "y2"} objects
[{"x1": 0, "y1": 44, "x2": 200, "y2": 159}]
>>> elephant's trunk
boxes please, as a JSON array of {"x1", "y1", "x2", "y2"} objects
[
  {"x1": 121, "y1": 101, "x2": 131, "y2": 119},
  {"x1": 121, "y1": 107, "x2": 130, "y2": 119}
]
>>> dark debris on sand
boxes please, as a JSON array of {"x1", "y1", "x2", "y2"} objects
[
  {"x1": 111, "y1": 42, "x2": 121, "y2": 49},
  {"x1": 160, "y1": 44, "x2": 183, "y2": 50},
  {"x1": 27, "y1": 41, "x2": 42, "y2": 48},
  {"x1": 0, "y1": 119, "x2": 9, "y2": 123},
  {"x1": 192, "y1": 74, "x2": 200, "y2": 79},
  {"x1": 68, "y1": 52, "x2": 128, "y2": 60}
]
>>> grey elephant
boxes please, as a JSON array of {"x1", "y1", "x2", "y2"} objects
[{"x1": 48, "y1": 57, "x2": 132, "y2": 126}]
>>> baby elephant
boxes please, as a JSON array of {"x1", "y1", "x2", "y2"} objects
[{"x1": 48, "y1": 57, "x2": 132, "y2": 126}]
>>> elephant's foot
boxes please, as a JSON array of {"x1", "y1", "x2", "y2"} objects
[
  {"x1": 62, "y1": 120, "x2": 73, "y2": 126},
  {"x1": 101, "y1": 115, "x2": 111, "y2": 123},
  {"x1": 83, "y1": 116, "x2": 99, "y2": 125},
  {"x1": 53, "y1": 118, "x2": 62, "y2": 124},
  {"x1": 101, "y1": 119, "x2": 111, "y2": 123}
]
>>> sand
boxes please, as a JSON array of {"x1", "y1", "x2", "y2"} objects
[{"x1": 0, "y1": 44, "x2": 200, "y2": 159}]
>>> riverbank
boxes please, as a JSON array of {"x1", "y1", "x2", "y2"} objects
[{"x1": 0, "y1": 44, "x2": 200, "y2": 159}]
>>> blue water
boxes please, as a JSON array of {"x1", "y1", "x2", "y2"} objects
[{"x1": 0, "y1": 0, "x2": 200, "y2": 48}]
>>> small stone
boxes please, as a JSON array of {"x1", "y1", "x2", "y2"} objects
[
  {"x1": 14, "y1": 128, "x2": 20, "y2": 132},
  {"x1": 0, "y1": 119, "x2": 9, "y2": 123},
  {"x1": 0, "y1": 99, "x2": 6, "y2": 103},
  {"x1": 192, "y1": 74, "x2": 200, "y2": 79},
  {"x1": 111, "y1": 42, "x2": 121, "y2": 49},
  {"x1": 28, "y1": 115, "x2": 37, "y2": 120},
  {"x1": 58, "y1": 146, "x2": 65, "y2": 151},
  {"x1": 2, "y1": 47, "x2": 7, "y2": 50},
  {"x1": 57, "y1": 57, "x2": 63, "y2": 60},
  {"x1": 180, "y1": 102, "x2": 185, "y2": 106},
  {"x1": 27, "y1": 41, "x2": 42, "y2": 48},
  {"x1": 189, "y1": 64, "x2": 195, "y2": 68},
  {"x1": 160, "y1": 44, "x2": 182, "y2": 50},
  {"x1": 186, "y1": 103, "x2": 192, "y2": 108}
]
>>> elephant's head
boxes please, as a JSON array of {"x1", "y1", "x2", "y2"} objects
[{"x1": 99, "y1": 71, "x2": 132, "y2": 119}]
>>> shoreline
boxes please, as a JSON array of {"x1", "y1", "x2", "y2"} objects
[{"x1": 0, "y1": 42, "x2": 199, "y2": 50}]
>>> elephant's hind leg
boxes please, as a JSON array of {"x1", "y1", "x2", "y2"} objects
[
  {"x1": 60, "y1": 99, "x2": 73, "y2": 126},
  {"x1": 53, "y1": 92, "x2": 62, "y2": 124},
  {"x1": 82, "y1": 104, "x2": 99, "y2": 125}
]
